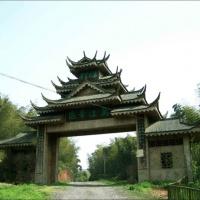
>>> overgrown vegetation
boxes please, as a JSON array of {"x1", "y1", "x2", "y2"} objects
[
  {"x1": 171, "y1": 84, "x2": 200, "y2": 187},
  {"x1": 88, "y1": 135, "x2": 137, "y2": 181},
  {"x1": 0, "y1": 149, "x2": 35, "y2": 183},
  {"x1": 0, "y1": 183, "x2": 52, "y2": 200},
  {"x1": 100, "y1": 179, "x2": 169, "y2": 199},
  {"x1": 58, "y1": 138, "x2": 80, "y2": 181},
  {"x1": 0, "y1": 94, "x2": 33, "y2": 140},
  {"x1": 75, "y1": 170, "x2": 90, "y2": 182}
]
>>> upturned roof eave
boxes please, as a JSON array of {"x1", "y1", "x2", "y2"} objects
[
  {"x1": 69, "y1": 62, "x2": 112, "y2": 77},
  {"x1": 120, "y1": 97, "x2": 146, "y2": 105},
  {"x1": 145, "y1": 128, "x2": 197, "y2": 137},
  {"x1": 55, "y1": 74, "x2": 124, "y2": 93},
  {"x1": 111, "y1": 104, "x2": 157, "y2": 116},
  {"x1": 24, "y1": 118, "x2": 64, "y2": 127},
  {"x1": 29, "y1": 94, "x2": 122, "y2": 114},
  {"x1": 30, "y1": 101, "x2": 50, "y2": 113},
  {"x1": 22, "y1": 114, "x2": 64, "y2": 126},
  {"x1": 0, "y1": 143, "x2": 35, "y2": 149},
  {"x1": 111, "y1": 99, "x2": 163, "y2": 120},
  {"x1": 48, "y1": 95, "x2": 121, "y2": 108}
]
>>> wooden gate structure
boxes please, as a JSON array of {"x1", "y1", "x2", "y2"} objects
[
  {"x1": 1, "y1": 52, "x2": 200, "y2": 184},
  {"x1": 21, "y1": 52, "x2": 162, "y2": 184}
]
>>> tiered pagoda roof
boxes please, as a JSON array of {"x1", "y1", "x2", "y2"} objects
[{"x1": 22, "y1": 52, "x2": 163, "y2": 127}]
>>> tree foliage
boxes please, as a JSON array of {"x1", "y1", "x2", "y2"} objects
[
  {"x1": 58, "y1": 138, "x2": 80, "y2": 180},
  {"x1": 171, "y1": 104, "x2": 200, "y2": 124},
  {"x1": 0, "y1": 95, "x2": 33, "y2": 140},
  {"x1": 88, "y1": 135, "x2": 137, "y2": 181}
]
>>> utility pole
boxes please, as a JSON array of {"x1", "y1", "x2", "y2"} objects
[{"x1": 103, "y1": 147, "x2": 108, "y2": 176}]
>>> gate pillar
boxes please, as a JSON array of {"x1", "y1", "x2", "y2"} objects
[
  {"x1": 136, "y1": 115, "x2": 150, "y2": 182},
  {"x1": 35, "y1": 126, "x2": 59, "y2": 184}
]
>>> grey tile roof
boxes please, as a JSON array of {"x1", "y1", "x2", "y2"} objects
[
  {"x1": 145, "y1": 118, "x2": 195, "y2": 135},
  {"x1": 49, "y1": 93, "x2": 113, "y2": 104},
  {"x1": 0, "y1": 132, "x2": 36, "y2": 148},
  {"x1": 23, "y1": 115, "x2": 64, "y2": 126},
  {"x1": 120, "y1": 93, "x2": 140, "y2": 101},
  {"x1": 112, "y1": 105, "x2": 148, "y2": 114}
]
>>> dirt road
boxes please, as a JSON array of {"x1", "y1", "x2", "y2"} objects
[{"x1": 52, "y1": 181, "x2": 144, "y2": 200}]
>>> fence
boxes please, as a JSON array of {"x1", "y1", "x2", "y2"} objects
[{"x1": 168, "y1": 185, "x2": 200, "y2": 200}]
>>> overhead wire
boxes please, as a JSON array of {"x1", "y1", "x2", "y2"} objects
[
  {"x1": 0, "y1": 72, "x2": 112, "y2": 110},
  {"x1": 0, "y1": 72, "x2": 56, "y2": 93}
]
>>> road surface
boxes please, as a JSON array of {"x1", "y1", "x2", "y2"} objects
[{"x1": 52, "y1": 181, "x2": 145, "y2": 200}]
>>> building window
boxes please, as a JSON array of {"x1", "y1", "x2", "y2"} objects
[{"x1": 161, "y1": 152, "x2": 173, "y2": 168}]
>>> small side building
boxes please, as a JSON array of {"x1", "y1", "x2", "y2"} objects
[
  {"x1": 145, "y1": 118, "x2": 200, "y2": 182},
  {"x1": 0, "y1": 132, "x2": 74, "y2": 183},
  {"x1": 0, "y1": 132, "x2": 36, "y2": 183}
]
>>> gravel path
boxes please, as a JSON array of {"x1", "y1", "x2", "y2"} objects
[{"x1": 52, "y1": 181, "x2": 144, "y2": 200}]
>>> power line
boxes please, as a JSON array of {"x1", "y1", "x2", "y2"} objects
[
  {"x1": 0, "y1": 72, "x2": 56, "y2": 93},
  {"x1": 0, "y1": 72, "x2": 111, "y2": 110}
]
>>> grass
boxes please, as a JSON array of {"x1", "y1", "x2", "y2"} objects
[
  {"x1": 187, "y1": 181, "x2": 200, "y2": 189},
  {"x1": 99, "y1": 179, "x2": 170, "y2": 199},
  {"x1": 0, "y1": 183, "x2": 53, "y2": 200}
]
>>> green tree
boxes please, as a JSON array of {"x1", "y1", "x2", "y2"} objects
[
  {"x1": 0, "y1": 95, "x2": 33, "y2": 140},
  {"x1": 171, "y1": 103, "x2": 200, "y2": 124},
  {"x1": 58, "y1": 138, "x2": 80, "y2": 180},
  {"x1": 88, "y1": 135, "x2": 137, "y2": 181}
]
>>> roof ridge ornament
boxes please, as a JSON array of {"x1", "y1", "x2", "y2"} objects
[
  {"x1": 19, "y1": 113, "x2": 32, "y2": 121},
  {"x1": 66, "y1": 59, "x2": 73, "y2": 68},
  {"x1": 119, "y1": 68, "x2": 122, "y2": 74},
  {"x1": 30, "y1": 100, "x2": 39, "y2": 110},
  {"x1": 102, "y1": 51, "x2": 110, "y2": 62},
  {"x1": 51, "y1": 80, "x2": 63, "y2": 91},
  {"x1": 116, "y1": 66, "x2": 118, "y2": 73},
  {"x1": 163, "y1": 111, "x2": 168, "y2": 119},
  {"x1": 57, "y1": 76, "x2": 67, "y2": 85},
  {"x1": 51, "y1": 80, "x2": 57, "y2": 87},
  {"x1": 141, "y1": 84, "x2": 147, "y2": 94},
  {"x1": 41, "y1": 93, "x2": 55, "y2": 104},
  {"x1": 103, "y1": 51, "x2": 106, "y2": 60},
  {"x1": 130, "y1": 87, "x2": 135, "y2": 92},
  {"x1": 93, "y1": 51, "x2": 98, "y2": 60},
  {"x1": 83, "y1": 51, "x2": 86, "y2": 58},
  {"x1": 67, "y1": 56, "x2": 77, "y2": 65},
  {"x1": 149, "y1": 92, "x2": 161, "y2": 107}
]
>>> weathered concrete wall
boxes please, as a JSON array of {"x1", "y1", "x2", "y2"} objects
[{"x1": 149, "y1": 145, "x2": 185, "y2": 181}]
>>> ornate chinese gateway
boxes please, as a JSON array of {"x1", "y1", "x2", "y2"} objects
[{"x1": 1, "y1": 52, "x2": 198, "y2": 184}]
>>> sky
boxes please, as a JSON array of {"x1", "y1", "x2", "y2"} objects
[{"x1": 0, "y1": 1, "x2": 200, "y2": 169}]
